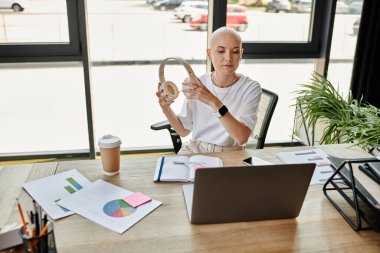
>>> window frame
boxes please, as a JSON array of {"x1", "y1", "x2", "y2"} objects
[
  {"x1": 0, "y1": 0, "x2": 81, "y2": 62},
  {"x1": 0, "y1": 0, "x2": 95, "y2": 160},
  {"x1": 213, "y1": 0, "x2": 330, "y2": 59}
]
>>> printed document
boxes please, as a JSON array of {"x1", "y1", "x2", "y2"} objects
[
  {"x1": 58, "y1": 180, "x2": 162, "y2": 234},
  {"x1": 276, "y1": 149, "x2": 333, "y2": 185},
  {"x1": 23, "y1": 169, "x2": 91, "y2": 219}
]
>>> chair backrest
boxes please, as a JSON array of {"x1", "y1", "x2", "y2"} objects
[{"x1": 250, "y1": 88, "x2": 278, "y2": 149}]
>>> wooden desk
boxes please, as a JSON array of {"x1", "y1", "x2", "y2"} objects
[{"x1": 1, "y1": 144, "x2": 380, "y2": 253}]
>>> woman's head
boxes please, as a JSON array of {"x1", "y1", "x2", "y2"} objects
[{"x1": 207, "y1": 27, "x2": 243, "y2": 74}]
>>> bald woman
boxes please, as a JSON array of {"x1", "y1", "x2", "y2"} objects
[{"x1": 156, "y1": 26, "x2": 262, "y2": 154}]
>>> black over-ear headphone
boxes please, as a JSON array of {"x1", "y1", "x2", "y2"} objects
[{"x1": 159, "y1": 57, "x2": 195, "y2": 101}]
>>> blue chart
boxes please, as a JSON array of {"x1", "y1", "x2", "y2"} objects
[{"x1": 103, "y1": 199, "x2": 136, "y2": 218}]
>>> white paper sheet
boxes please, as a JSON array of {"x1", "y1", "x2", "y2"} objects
[
  {"x1": 244, "y1": 156, "x2": 273, "y2": 165},
  {"x1": 58, "y1": 180, "x2": 162, "y2": 234},
  {"x1": 276, "y1": 149, "x2": 333, "y2": 185},
  {"x1": 23, "y1": 169, "x2": 91, "y2": 219}
]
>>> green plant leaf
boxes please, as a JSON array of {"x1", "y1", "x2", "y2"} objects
[{"x1": 293, "y1": 72, "x2": 380, "y2": 150}]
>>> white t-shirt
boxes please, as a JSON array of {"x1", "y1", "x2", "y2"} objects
[{"x1": 178, "y1": 72, "x2": 262, "y2": 146}]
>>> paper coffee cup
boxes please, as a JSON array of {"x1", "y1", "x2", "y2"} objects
[{"x1": 98, "y1": 135, "x2": 122, "y2": 176}]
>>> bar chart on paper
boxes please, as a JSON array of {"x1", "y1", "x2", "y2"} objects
[
  {"x1": 103, "y1": 199, "x2": 136, "y2": 218},
  {"x1": 276, "y1": 149, "x2": 334, "y2": 185},
  {"x1": 23, "y1": 169, "x2": 91, "y2": 219},
  {"x1": 63, "y1": 177, "x2": 83, "y2": 194},
  {"x1": 56, "y1": 177, "x2": 86, "y2": 212}
]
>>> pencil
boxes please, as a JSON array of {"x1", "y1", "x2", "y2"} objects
[
  {"x1": 38, "y1": 222, "x2": 49, "y2": 237},
  {"x1": 16, "y1": 198, "x2": 29, "y2": 237}
]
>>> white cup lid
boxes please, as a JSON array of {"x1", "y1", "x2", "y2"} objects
[{"x1": 98, "y1": 135, "x2": 122, "y2": 148}]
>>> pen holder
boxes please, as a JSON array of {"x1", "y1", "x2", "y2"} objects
[{"x1": 19, "y1": 223, "x2": 57, "y2": 253}]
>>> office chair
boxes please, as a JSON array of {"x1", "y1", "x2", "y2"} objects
[{"x1": 151, "y1": 88, "x2": 278, "y2": 154}]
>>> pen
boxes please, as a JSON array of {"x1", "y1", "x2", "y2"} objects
[
  {"x1": 29, "y1": 211, "x2": 34, "y2": 224},
  {"x1": 16, "y1": 198, "x2": 29, "y2": 237},
  {"x1": 34, "y1": 210, "x2": 40, "y2": 235},
  {"x1": 43, "y1": 214, "x2": 47, "y2": 226}
]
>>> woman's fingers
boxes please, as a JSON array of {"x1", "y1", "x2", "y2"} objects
[
  {"x1": 190, "y1": 72, "x2": 204, "y2": 87},
  {"x1": 182, "y1": 82, "x2": 196, "y2": 91},
  {"x1": 156, "y1": 87, "x2": 173, "y2": 107}
]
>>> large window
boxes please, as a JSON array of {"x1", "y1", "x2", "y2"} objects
[
  {"x1": 328, "y1": 0, "x2": 362, "y2": 98},
  {"x1": 0, "y1": 0, "x2": 80, "y2": 60},
  {"x1": 0, "y1": 0, "x2": 349, "y2": 157},
  {"x1": 0, "y1": 0, "x2": 87, "y2": 157},
  {"x1": 87, "y1": 0, "x2": 209, "y2": 150},
  {"x1": 0, "y1": 63, "x2": 88, "y2": 154},
  {"x1": 0, "y1": 0, "x2": 69, "y2": 44},
  {"x1": 238, "y1": 59, "x2": 315, "y2": 143},
  {"x1": 225, "y1": 0, "x2": 326, "y2": 57},
  {"x1": 220, "y1": 0, "x2": 328, "y2": 143}
]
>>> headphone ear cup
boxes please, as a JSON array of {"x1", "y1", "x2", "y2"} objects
[{"x1": 160, "y1": 81, "x2": 179, "y2": 101}]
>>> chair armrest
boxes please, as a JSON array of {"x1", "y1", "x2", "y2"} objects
[
  {"x1": 151, "y1": 120, "x2": 171, "y2": 131},
  {"x1": 150, "y1": 120, "x2": 182, "y2": 154}
]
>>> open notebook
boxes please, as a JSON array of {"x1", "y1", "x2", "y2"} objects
[{"x1": 153, "y1": 155, "x2": 223, "y2": 182}]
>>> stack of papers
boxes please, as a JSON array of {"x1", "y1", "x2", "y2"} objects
[
  {"x1": 276, "y1": 149, "x2": 333, "y2": 185},
  {"x1": 23, "y1": 170, "x2": 162, "y2": 234}
]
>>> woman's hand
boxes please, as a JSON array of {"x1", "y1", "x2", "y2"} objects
[
  {"x1": 156, "y1": 84, "x2": 173, "y2": 112},
  {"x1": 156, "y1": 83, "x2": 191, "y2": 138},
  {"x1": 182, "y1": 73, "x2": 222, "y2": 111}
]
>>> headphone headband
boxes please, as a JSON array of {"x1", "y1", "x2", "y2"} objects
[{"x1": 159, "y1": 57, "x2": 194, "y2": 84}]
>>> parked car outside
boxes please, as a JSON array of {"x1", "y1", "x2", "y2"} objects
[
  {"x1": 349, "y1": 1, "x2": 363, "y2": 14},
  {"x1": 190, "y1": 5, "x2": 248, "y2": 32},
  {"x1": 0, "y1": 0, "x2": 25, "y2": 12},
  {"x1": 353, "y1": 17, "x2": 360, "y2": 35},
  {"x1": 154, "y1": 0, "x2": 188, "y2": 11},
  {"x1": 174, "y1": 1, "x2": 208, "y2": 23},
  {"x1": 265, "y1": 0, "x2": 291, "y2": 13}
]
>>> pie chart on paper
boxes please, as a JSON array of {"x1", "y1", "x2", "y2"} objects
[{"x1": 103, "y1": 199, "x2": 136, "y2": 218}]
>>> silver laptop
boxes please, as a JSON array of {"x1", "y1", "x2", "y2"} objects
[{"x1": 183, "y1": 164, "x2": 315, "y2": 224}]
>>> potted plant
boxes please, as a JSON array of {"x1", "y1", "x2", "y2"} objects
[{"x1": 293, "y1": 72, "x2": 380, "y2": 153}]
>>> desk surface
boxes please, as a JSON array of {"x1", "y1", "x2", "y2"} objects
[{"x1": 1, "y1": 144, "x2": 380, "y2": 253}]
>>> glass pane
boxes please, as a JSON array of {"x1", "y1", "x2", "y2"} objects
[
  {"x1": 0, "y1": 0, "x2": 69, "y2": 44},
  {"x1": 328, "y1": 0, "x2": 362, "y2": 99},
  {"x1": 0, "y1": 63, "x2": 89, "y2": 154},
  {"x1": 238, "y1": 59, "x2": 315, "y2": 143},
  {"x1": 227, "y1": 0, "x2": 314, "y2": 42},
  {"x1": 87, "y1": 0, "x2": 209, "y2": 150}
]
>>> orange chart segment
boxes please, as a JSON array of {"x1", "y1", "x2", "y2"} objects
[{"x1": 103, "y1": 199, "x2": 136, "y2": 218}]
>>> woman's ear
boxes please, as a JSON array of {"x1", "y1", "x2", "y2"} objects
[{"x1": 206, "y1": 48, "x2": 211, "y2": 60}]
